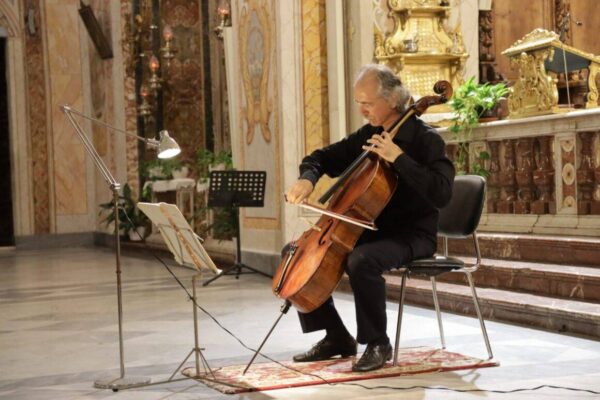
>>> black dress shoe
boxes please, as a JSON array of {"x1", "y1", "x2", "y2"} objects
[
  {"x1": 352, "y1": 342, "x2": 392, "y2": 372},
  {"x1": 293, "y1": 335, "x2": 357, "y2": 362}
]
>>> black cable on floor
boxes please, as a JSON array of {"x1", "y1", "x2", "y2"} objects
[{"x1": 121, "y1": 211, "x2": 600, "y2": 396}]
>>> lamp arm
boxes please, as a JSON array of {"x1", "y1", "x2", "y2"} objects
[
  {"x1": 61, "y1": 105, "x2": 159, "y2": 148},
  {"x1": 62, "y1": 105, "x2": 119, "y2": 188}
]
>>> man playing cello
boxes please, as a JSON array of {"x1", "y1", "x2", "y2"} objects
[{"x1": 285, "y1": 64, "x2": 455, "y2": 372}]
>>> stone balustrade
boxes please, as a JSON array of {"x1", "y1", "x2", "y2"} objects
[{"x1": 438, "y1": 108, "x2": 600, "y2": 237}]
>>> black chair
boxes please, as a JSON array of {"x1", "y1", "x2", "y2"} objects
[{"x1": 392, "y1": 175, "x2": 493, "y2": 365}]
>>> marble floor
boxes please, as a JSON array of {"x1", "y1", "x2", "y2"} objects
[{"x1": 1, "y1": 246, "x2": 600, "y2": 399}]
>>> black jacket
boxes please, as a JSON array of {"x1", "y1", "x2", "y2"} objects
[{"x1": 299, "y1": 115, "x2": 455, "y2": 245}]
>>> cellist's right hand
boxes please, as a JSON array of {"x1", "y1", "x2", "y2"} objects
[{"x1": 285, "y1": 179, "x2": 314, "y2": 204}]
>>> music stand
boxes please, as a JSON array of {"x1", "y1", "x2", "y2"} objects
[
  {"x1": 137, "y1": 202, "x2": 221, "y2": 382},
  {"x1": 203, "y1": 170, "x2": 271, "y2": 286}
]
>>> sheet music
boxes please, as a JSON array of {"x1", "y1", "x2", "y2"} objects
[{"x1": 137, "y1": 202, "x2": 221, "y2": 275}]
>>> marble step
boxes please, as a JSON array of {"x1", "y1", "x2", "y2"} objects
[
  {"x1": 400, "y1": 257, "x2": 600, "y2": 303},
  {"x1": 387, "y1": 275, "x2": 600, "y2": 339},
  {"x1": 443, "y1": 233, "x2": 600, "y2": 267},
  {"x1": 338, "y1": 275, "x2": 600, "y2": 339}
]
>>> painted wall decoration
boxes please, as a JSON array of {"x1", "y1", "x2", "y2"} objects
[
  {"x1": 238, "y1": 0, "x2": 272, "y2": 145},
  {"x1": 236, "y1": 0, "x2": 279, "y2": 228}
]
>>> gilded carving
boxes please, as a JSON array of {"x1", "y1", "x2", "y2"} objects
[
  {"x1": 238, "y1": 0, "x2": 272, "y2": 145},
  {"x1": 587, "y1": 63, "x2": 599, "y2": 108},
  {"x1": 507, "y1": 49, "x2": 558, "y2": 118},
  {"x1": 554, "y1": 0, "x2": 572, "y2": 44},
  {"x1": 374, "y1": 0, "x2": 466, "y2": 99},
  {"x1": 503, "y1": 28, "x2": 600, "y2": 116}
]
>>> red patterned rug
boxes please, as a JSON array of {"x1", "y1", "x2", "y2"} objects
[{"x1": 182, "y1": 346, "x2": 499, "y2": 394}]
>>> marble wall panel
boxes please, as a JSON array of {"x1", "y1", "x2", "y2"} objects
[
  {"x1": 120, "y1": 1, "x2": 139, "y2": 197},
  {"x1": 89, "y1": 0, "x2": 113, "y2": 164},
  {"x1": 558, "y1": 135, "x2": 577, "y2": 214},
  {"x1": 301, "y1": 0, "x2": 328, "y2": 155},
  {"x1": 23, "y1": 0, "x2": 50, "y2": 233},
  {"x1": 162, "y1": 0, "x2": 205, "y2": 166},
  {"x1": 46, "y1": 0, "x2": 87, "y2": 215}
]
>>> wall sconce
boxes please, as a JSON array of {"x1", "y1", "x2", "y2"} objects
[
  {"x1": 125, "y1": 1, "x2": 177, "y2": 119},
  {"x1": 148, "y1": 54, "x2": 162, "y2": 92},
  {"x1": 160, "y1": 25, "x2": 176, "y2": 65},
  {"x1": 214, "y1": 0, "x2": 232, "y2": 39},
  {"x1": 137, "y1": 84, "x2": 152, "y2": 117}
]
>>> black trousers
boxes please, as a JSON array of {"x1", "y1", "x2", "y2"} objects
[{"x1": 289, "y1": 229, "x2": 436, "y2": 344}]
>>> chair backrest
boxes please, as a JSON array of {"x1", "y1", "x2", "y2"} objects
[{"x1": 438, "y1": 175, "x2": 486, "y2": 238}]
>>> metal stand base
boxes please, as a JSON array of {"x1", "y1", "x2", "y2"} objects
[
  {"x1": 94, "y1": 376, "x2": 152, "y2": 392},
  {"x1": 96, "y1": 275, "x2": 215, "y2": 391}
]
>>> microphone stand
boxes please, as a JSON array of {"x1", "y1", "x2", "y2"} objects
[{"x1": 61, "y1": 105, "x2": 153, "y2": 391}]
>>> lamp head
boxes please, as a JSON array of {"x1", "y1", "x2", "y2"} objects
[{"x1": 156, "y1": 130, "x2": 181, "y2": 159}]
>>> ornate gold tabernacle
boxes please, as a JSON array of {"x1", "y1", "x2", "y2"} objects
[
  {"x1": 502, "y1": 28, "x2": 600, "y2": 118},
  {"x1": 374, "y1": 0, "x2": 467, "y2": 100}
]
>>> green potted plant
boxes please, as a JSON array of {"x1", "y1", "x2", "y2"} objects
[
  {"x1": 195, "y1": 149, "x2": 233, "y2": 188},
  {"x1": 141, "y1": 158, "x2": 184, "y2": 181},
  {"x1": 448, "y1": 77, "x2": 508, "y2": 175},
  {"x1": 99, "y1": 183, "x2": 150, "y2": 241}
]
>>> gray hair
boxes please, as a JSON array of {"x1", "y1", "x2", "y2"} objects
[{"x1": 354, "y1": 64, "x2": 410, "y2": 113}]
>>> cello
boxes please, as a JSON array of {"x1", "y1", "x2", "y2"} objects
[{"x1": 243, "y1": 80, "x2": 452, "y2": 374}]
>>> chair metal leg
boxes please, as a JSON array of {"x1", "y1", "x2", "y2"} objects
[
  {"x1": 465, "y1": 271, "x2": 493, "y2": 359},
  {"x1": 430, "y1": 277, "x2": 446, "y2": 349},
  {"x1": 393, "y1": 271, "x2": 407, "y2": 366}
]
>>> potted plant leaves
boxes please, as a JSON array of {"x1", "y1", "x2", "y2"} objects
[
  {"x1": 99, "y1": 183, "x2": 150, "y2": 241},
  {"x1": 448, "y1": 77, "x2": 508, "y2": 175}
]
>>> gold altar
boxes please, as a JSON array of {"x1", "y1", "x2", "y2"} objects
[
  {"x1": 374, "y1": 0, "x2": 467, "y2": 100},
  {"x1": 502, "y1": 28, "x2": 600, "y2": 119}
]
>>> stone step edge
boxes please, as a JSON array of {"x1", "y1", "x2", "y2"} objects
[
  {"x1": 473, "y1": 232, "x2": 600, "y2": 244},
  {"x1": 383, "y1": 275, "x2": 600, "y2": 320},
  {"x1": 445, "y1": 232, "x2": 600, "y2": 267}
]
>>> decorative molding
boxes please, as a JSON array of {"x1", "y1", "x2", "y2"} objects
[
  {"x1": 478, "y1": 6, "x2": 503, "y2": 83},
  {"x1": 0, "y1": 1, "x2": 21, "y2": 37},
  {"x1": 554, "y1": 0, "x2": 572, "y2": 44}
]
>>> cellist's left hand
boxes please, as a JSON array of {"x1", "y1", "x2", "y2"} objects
[{"x1": 363, "y1": 131, "x2": 404, "y2": 163}]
